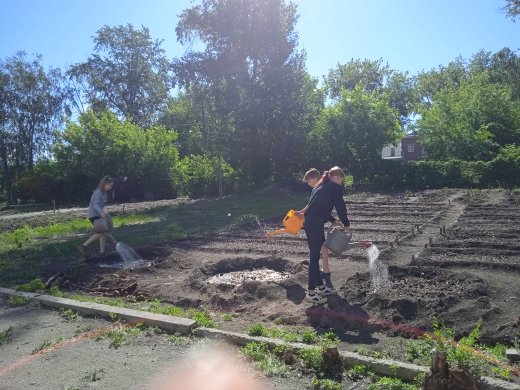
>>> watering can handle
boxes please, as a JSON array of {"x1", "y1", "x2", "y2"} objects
[{"x1": 327, "y1": 223, "x2": 352, "y2": 238}]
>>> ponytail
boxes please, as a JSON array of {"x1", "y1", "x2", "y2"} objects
[{"x1": 315, "y1": 171, "x2": 331, "y2": 188}]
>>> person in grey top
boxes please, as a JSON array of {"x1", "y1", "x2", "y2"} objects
[{"x1": 77, "y1": 176, "x2": 116, "y2": 256}]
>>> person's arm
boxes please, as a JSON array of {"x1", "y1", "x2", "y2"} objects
[
  {"x1": 93, "y1": 191, "x2": 105, "y2": 217},
  {"x1": 333, "y1": 185, "x2": 350, "y2": 227}
]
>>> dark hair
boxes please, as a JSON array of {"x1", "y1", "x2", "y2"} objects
[
  {"x1": 303, "y1": 168, "x2": 320, "y2": 182},
  {"x1": 315, "y1": 166, "x2": 345, "y2": 187},
  {"x1": 315, "y1": 171, "x2": 330, "y2": 188},
  {"x1": 96, "y1": 176, "x2": 114, "y2": 194}
]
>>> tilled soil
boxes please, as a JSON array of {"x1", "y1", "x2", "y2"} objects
[{"x1": 13, "y1": 189, "x2": 520, "y2": 350}]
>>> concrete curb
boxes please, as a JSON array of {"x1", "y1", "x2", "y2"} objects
[
  {"x1": 194, "y1": 327, "x2": 520, "y2": 389},
  {"x1": 0, "y1": 288, "x2": 196, "y2": 334},
  {"x1": 2, "y1": 289, "x2": 518, "y2": 389}
]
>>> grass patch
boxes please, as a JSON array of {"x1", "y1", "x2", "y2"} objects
[
  {"x1": 0, "y1": 326, "x2": 14, "y2": 345},
  {"x1": 49, "y1": 286, "x2": 67, "y2": 297},
  {"x1": 348, "y1": 365, "x2": 375, "y2": 380},
  {"x1": 60, "y1": 308, "x2": 79, "y2": 321},
  {"x1": 7, "y1": 294, "x2": 28, "y2": 307},
  {"x1": 13, "y1": 278, "x2": 45, "y2": 292},
  {"x1": 368, "y1": 377, "x2": 419, "y2": 390},
  {"x1": 33, "y1": 336, "x2": 63, "y2": 353},
  {"x1": 241, "y1": 342, "x2": 290, "y2": 377},
  {"x1": 246, "y1": 323, "x2": 339, "y2": 346},
  {"x1": 168, "y1": 332, "x2": 191, "y2": 346},
  {"x1": 299, "y1": 347, "x2": 331, "y2": 378},
  {"x1": 312, "y1": 378, "x2": 343, "y2": 390},
  {"x1": 83, "y1": 369, "x2": 104, "y2": 382},
  {"x1": 95, "y1": 323, "x2": 142, "y2": 348}
]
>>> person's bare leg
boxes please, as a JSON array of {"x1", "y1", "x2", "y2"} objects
[
  {"x1": 99, "y1": 234, "x2": 107, "y2": 253},
  {"x1": 321, "y1": 246, "x2": 330, "y2": 273},
  {"x1": 83, "y1": 233, "x2": 102, "y2": 247}
]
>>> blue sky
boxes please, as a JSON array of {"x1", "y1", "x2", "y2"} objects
[{"x1": 0, "y1": 0, "x2": 518, "y2": 82}]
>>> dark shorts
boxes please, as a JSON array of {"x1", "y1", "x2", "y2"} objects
[{"x1": 89, "y1": 216, "x2": 101, "y2": 225}]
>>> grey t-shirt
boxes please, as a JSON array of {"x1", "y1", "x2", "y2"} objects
[{"x1": 87, "y1": 189, "x2": 107, "y2": 218}]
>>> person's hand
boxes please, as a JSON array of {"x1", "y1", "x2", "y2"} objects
[
  {"x1": 295, "y1": 211, "x2": 303, "y2": 218},
  {"x1": 343, "y1": 225, "x2": 351, "y2": 233},
  {"x1": 101, "y1": 213, "x2": 106, "y2": 218},
  {"x1": 331, "y1": 220, "x2": 340, "y2": 226}
]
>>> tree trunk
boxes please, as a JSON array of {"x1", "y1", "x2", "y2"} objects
[
  {"x1": 0, "y1": 136, "x2": 12, "y2": 204},
  {"x1": 423, "y1": 349, "x2": 449, "y2": 390}
]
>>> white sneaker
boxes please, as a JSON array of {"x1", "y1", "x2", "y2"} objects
[
  {"x1": 317, "y1": 286, "x2": 337, "y2": 296},
  {"x1": 305, "y1": 292, "x2": 327, "y2": 304}
]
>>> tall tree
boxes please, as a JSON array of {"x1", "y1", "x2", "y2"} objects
[
  {"x1": 503, "y1": 0, "x2": 520, "y2": 21},
  {"x1": 67, "y1": 24, "x2": 172, "y2": 127},
  {"x1": 0, "y1": 52, "x2": 68, "y2": 203},
  {"x1": 309, "y1": 86, "x2": 402, "y2": 181},
  {"x1": 173, "y1": 0, "x2": 319, "y2": 186}
]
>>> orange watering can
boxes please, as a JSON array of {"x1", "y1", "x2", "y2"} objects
[{"x1": 266, "y1": 210, "x2": 303, "y2": 239}]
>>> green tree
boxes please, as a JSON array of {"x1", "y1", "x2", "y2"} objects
[
  {"x1": 173, "y1": 0, "x2": 319, "y2": 186},
  {"x1": 503, "y1": 0, "x2": 520, "y2": 21},
  {"x1": 417, "y1": 72, "x2": 520, "y2": 161},
  {"x1": 0, "y1": 52, "x2": 68, "y2": 203},
  {"x1": 309, "y1": 86, "x2": 402, "y2": 181},
  {"x1": 67, "y1": 24, "x2": 172, "y2": 127},
  {"x1": 54, "y1": 111, "x2": 179, "y2": 199},
  {"x1": 159, "y1": 92, "x2": 204, "y2": 157}
]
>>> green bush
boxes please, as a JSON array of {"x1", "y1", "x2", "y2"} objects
[{"x1": 173, "y1": 154, "x2": 235, "y2": 198}]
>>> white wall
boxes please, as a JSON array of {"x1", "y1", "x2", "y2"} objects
[{"x1": 381, "y1": 142, "x2": 402, "y2": 158}]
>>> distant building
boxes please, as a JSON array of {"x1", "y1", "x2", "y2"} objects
[{"x1": 381, "y1": 134, "x2": 422, "y2": 162}]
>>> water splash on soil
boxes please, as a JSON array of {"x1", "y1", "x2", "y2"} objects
[
  {"x1": 367, "y1": 245, "x2": 392, "y2": 293},
  {"x1": 207, "y1": 269, "x2": 291, "y2": 286},
  {"x1": 112, "y1": 242, "x2": 147, "y2": 269}
]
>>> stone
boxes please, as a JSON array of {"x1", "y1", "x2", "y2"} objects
[{"x1": 506, "y1": 349, "x2": 520, "y2": 362}]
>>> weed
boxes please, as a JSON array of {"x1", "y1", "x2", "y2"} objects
[
  {"x1": 150, "y1": 305, "x2": 185, "y2": 317},
  {"x1": 302, "y1": 330, "x2": 318, "y2": 344},
  {"x1": 0, "y1": 326, "x2": 14, "y2": 345},
  {"x1": 95, "y1": 323, "x2": 142, "y2": 348},
  {"x1": 241, "y1": 342, "x2": 289, "y2": 377},
  {"x1": 368, "y1": 377, "x2": 419, "y2": 390},
  {"x1": 86, "y1": 322, "x2": 94, "y2": 331},
  {"x1": 406, "y1": 340, "x2": 434, "y2": 364},
  {"x1": 223, "y1": 313, "x2": 233, "y2": 321},
  {"x1": 188, "y1": 308, "x2": 219, "y2": 328},
  {"x1": 274, "y1": 317, "x2": 281, "y2": 325},
  {"x1": 357, "y1": 347, "x2": 368, "y2": 356},
  {"x1": 60, "y1": 308, "x2": 79, "y2": 321},
  {"x1": 76, "y1": 328, "x2": 83, "y2": 335},
  {"x1": 299, "y1": 347, "x2": 329, "y2": 378},
  {"x1": 8, "y1": 294, "x2": 28, "y2": 307},
  {"x1": 491, "y1": 366, "x2": 511, "y2": 380},
  {"x1": 321, "y1": 332, "x2": 340, "y2": 347},
  {"x1": 372, "y1": 350, "x2": 384, "y2": 359},
  {"x1": 83, "y1": 369, "x2": 104, "y2": 382},
  {"x1": 348, "y1": 365, "x2": 373, "y2": 380},
  {"x1": 50, "y1": 286, "x2": 67, "y2": 297},
  {"x1": 69, "y1": 259, "x2": 85, "y2": 279},
  {"x1": 108, "y1": 312, "x2": 118, "y2": 322},
  {"x1": 284, "y1": 331, "x2": 299, "y2": 342},
  {"x1": 145, "y1": 326, "x2": 163, "y2": 336},
  {"x1": 13, "y1": 278, "x2": 45, "y2": 292},
  {"x1": 33, "y1": 336, "x2": 63, "y2": 353},
  {"x1": 248, "y1": 323, "x2": 267, "y2": 337},
  {"x1": 168, "y1": 332, "x2": 190, "y2": 346},
  {"x1": 312, "y1": 377, "x2": 342, "y2": 390}
]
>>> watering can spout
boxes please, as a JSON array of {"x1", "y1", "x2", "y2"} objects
[
  {"x1": 267, "y1": 228, "x2": 290, "y2": 239},
  {"x1": 363, "y1": 242, "x2": 373, "y2": 248},
  {"x1": 266, "y1": 210, "x2": 303, "y2": 239}
]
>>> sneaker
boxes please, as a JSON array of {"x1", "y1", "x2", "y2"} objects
[
  {"x1": 300, "y1": 260, "x2": 310, "y2": 267},
  {"x1": 77, "y1": 245, "x2": 87, "y2": 257},
  {"x1": 305, "y1": 292, "x2": 327, "y2": 304},
  {"x1": 317, "y1": 286, "x2": 337, "y2": 296}
]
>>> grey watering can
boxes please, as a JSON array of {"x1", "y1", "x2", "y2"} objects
[
  {"x1": 93, "y1": 215, "x2": 114, "y2": 234},
  {"x1": 323, "y1": 225, "x2": 372, "y2": 255}
]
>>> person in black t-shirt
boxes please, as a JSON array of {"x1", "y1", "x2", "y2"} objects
[{"x1": 303, "y1": 166, "x2": 350, "y2": 304}]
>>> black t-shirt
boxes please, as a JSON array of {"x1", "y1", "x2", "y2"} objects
[{"x1": 304, "y1": 181, "x2": 350, "y2": 226}]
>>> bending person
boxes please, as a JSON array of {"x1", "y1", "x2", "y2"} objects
[{"x1": 303, "y1": 166, "x2": 350, "y2": 304}]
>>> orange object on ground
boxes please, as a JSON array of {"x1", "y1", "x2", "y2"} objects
[{"x1": 266, "y1": 210, "x2": 304, "y2": 238}]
